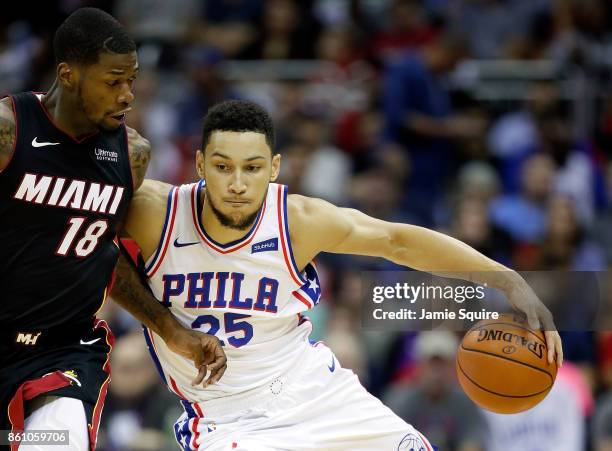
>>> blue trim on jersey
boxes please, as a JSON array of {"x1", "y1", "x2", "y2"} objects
[
  {"x1": 142, "y1": 325, "x2": 167, "y2": 385},
  {"x1": 145, "y1": 187, "x2": 175, "y2": 272},
  {"x1": 195, "y1": 180, "x2": 265, "y2": 249},
  {"x1": 282, "y1": 185, "x2": 307, "y2": 284},
  {"x1": 174, "y1": 416, "x2": 193, "y2": 451},
  {"x1": 181, "y1": 400, "x2": 197, "y2": 418},
  {"x1": 296, "y1": 262, "x2": 322, "y2": 305}
]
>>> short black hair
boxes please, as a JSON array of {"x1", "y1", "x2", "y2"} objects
[
  {"x1": 53, "y1": 7, "x2": 136, "y2": 66},
  {"x1": 202, "y1": 100, "x2": 276, "y2": 152}
]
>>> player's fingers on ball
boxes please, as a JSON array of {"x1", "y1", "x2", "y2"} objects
[
  {"x1": 544, "y1": 330, "x2": 560, "y2": 365},
  {"x1": 555, "y1": 333, "x2": 564, "y2": 367},
  {"x1": 539, "y1": 307, "x2": 556, "y2": 330},
  {"x1": 527, "y1": 306, "x2": 540, "y2": 330}
]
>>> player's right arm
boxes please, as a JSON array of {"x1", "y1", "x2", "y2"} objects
[
  {"x1": 288, "y1": 194, "x2": 562, "y2": 366},
  {"x1": 0, "y1": 97, "x2": 16, "y2": 171},
  {"x1": 112, "y1": 179, "x2": 227, "y2": 386},
  {"x1": 123, "y1": 178, "x2": 171, "y2": 260}
]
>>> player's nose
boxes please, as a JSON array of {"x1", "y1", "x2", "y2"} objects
[
  {"x1": 229, "y1": 172, "x2": 247, "y2": 194},
  {"x1": 117, "y1": 83, "x2": 134, "y2": 105}
]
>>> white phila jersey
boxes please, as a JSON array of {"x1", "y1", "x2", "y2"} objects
[{"x1": 143, "y1": 181, "x2": 321, "y2": 407}]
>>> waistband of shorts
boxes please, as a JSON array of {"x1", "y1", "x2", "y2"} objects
[
  {"x1": 182, "y1": 345, "x2": 310, "y2": 418},
  {"x1": 1, "y1": 318, "x2": 96, "y2": 350}
]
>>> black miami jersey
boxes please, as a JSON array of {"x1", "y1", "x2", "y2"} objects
[{"x1": 0, "y1": 92, "x2": 133, "y2": 338}]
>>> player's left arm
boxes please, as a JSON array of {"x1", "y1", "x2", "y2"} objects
[
  {"x1": 288, "y1": 195, "x2": 563, "y2": 366},
  {"x1": 127, "y1": 126, "x2": 151, "y2": 191}
]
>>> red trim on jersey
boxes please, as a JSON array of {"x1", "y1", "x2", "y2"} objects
[
  {"x1": 34, "y1": 93, "x2": 100, "y2": 144},
  {"x1": 292, "y1": 289, "x2": 314, "y2": 309},
  {"x1": 191, "y1": 183, "x2": 267, "y2": 254},
  {"x1": 193, "y1": 403, "x2": 204, "y2": 417},
  {"x1": 0, "y1": 95, "x2": 18, "y2": 175},
  {"x1": 170, "y1": 376, "x2": 188, "y2": 400},
  {"x1": 148, "y1": 188, "x2": 179, "y2": 278},
  {"x1": 190, "y1": 417, "x2": 200, "y2": 450},
  {"x1": 277, "y1": 186, "x2": 303, "y2": 286},
  {"x1": 124, "y1": 126, "x2": 135, "y2": 190},
  {"x1": 7, "y1": 372, "x2": 72, "y2": 450},
  {"x1": 88, "y1": 319, "x2": 115, "y2": 451},
  {"x1": 417, "y1": 431, "x2": 433, "y2": 451}
]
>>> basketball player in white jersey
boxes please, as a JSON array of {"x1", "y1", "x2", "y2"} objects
[{"x1": 122, "y1": 100, "x2": 563, "y2": 451}]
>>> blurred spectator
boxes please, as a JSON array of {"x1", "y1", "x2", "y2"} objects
[
  {"x1": 285, "y1": 111, "x2": 351, "y2": 204},
  {"x1": 173, "y1": 46, "x2": 237, "y2": 181},
  {"x1": 124, "y1": 70, "x2": 182, "y2": 183},
  {"x1": 515, "y1": 194, "x2": 606, "y2": 271},
  {"x1": 114, "y1": 0, "x2": 201, "y2": 68},
  {"x1": 487, "y1": 82, "x2": 559, "y2": 192},
  {"x1": 594, "y1": 390, "x2": 612, "y2": 451},
  {"x1": 490, "y1": 153, "x2": 554, "y2": 243},
  {"x1": 384, "y1": 331, "x2": 486, "y2": 451},
  {"x1": 382, "y1": 33, "x2": 485, "y2": 225},
  {"x1": 369, "y1": 0, "x2": 439, "y2": 64},
  {"x1": 238, "y1": 0, "x2": 320, "y2": 60},
  {"x1": 449, "y1": 197, "x2": 513, "y2": 264},
  {"x1": 0, "y1": 21, "x2": 43, "y2": 93},
  {"x1": 484, "y1": 362, "x2": 592, "y2": 451},
  {"x1": 98, "y1": 331, "x2": 180, "y2": 451},
  {"x1": 448, "y1": 0, "x2": 550, "y2": 59}
]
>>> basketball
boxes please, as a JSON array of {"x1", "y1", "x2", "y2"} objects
[{"x1": 456, "y1": 313, "x2": 558, "y2": 414}]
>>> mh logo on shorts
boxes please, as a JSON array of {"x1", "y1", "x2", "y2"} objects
[
  {"x1": 398, "y1": 433, "x2": 429, "y2": 451},
  {"x1": 16, "y1": 332, "x2": 42, "y2": 345}
]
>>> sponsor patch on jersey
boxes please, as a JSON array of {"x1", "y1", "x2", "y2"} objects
[
  {"x1": 94, "y1": 147, "x2": 118, "y2": 163},
  {"x1": 251, "y1": 237, "x2": 278, "y2": 254}
]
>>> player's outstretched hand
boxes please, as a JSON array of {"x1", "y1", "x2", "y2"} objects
[
  {"x1": 505, "y1": 282, "x2": 563, "y2": 368},
  {"x1": 165, "y1": 326, "x2": 227, "y2": 388}
]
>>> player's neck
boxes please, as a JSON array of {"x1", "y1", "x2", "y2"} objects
[
  {"x1": 200, "y1": 192, "x2": 256, "y2": 245},
  {"x1": 43, "y1": 83, "x2": 98, "y2": 139}
]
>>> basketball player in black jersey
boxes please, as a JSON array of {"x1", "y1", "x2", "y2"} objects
[{"x1": 0, "y1": 8, "x2": 225, "y2": 450}]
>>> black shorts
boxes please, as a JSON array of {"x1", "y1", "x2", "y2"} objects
[{"x1": 0, "y1": 318, "x2": 114, "y2": 451}]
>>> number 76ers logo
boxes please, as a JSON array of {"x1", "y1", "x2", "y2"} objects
[{"x1": 398, "y1": 432, "x2": 433, "y2": 451}]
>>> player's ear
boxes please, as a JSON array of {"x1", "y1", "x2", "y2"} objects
[
  {"x1": 196, "y1": 150, "x2": 205, "y2": 180},
  {"x1": 270, "y1": 153, "x2": 281, "y2": 182},
  {"x1": 57, "y1": 63, "x2": 77, "y2": 91}
]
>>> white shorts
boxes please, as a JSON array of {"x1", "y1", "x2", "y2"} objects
[
  {"x1": 20, "y1": 396, "x2": 89, "y2": 451},
  {"x1": 173, "y1": 343, "x2": 434, "y2": 451}
]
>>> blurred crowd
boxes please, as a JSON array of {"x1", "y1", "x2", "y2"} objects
[{"x1": 4, "y1": 0, "x2": 612, "y2": 449}]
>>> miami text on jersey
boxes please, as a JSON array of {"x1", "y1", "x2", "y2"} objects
[{"x1": 13, "y1": 173, "x2": 125, "y2": 215}]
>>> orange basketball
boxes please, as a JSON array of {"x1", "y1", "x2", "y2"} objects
[{"x1": 456, "y1": 313, "x2": 558, "y2": 414}]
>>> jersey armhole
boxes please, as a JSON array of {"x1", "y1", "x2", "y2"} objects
[
  {"x1": 0, "y1": 95, "x2": 18, "y2": 175},
  {"x1": 124, "y1": 125, "x2": 136, "y2": 191},
  {"x1": 145, "y1": 187, "x2": 179, "y2": 278},
  {"x1": 277, "y1": 184, "x2": 308, "y2": 286}
]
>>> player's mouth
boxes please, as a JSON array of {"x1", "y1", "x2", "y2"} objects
[
  {"x1": 225, "y1": 199, "x2": 251, "y2": 207},
  {"x1": 109, "y1": 108, "x2": 132, "y2": 122}
]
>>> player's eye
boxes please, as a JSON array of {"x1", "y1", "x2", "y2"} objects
[
  {"x1": 216, "y1": 164, "x2": 229, "y2": 172},
  {"x1": 106, "y1": 80, "x2": 119, "y2": 87},
  {"x1": 247, "y1": 165, "x2": 260, "y2": 172}
]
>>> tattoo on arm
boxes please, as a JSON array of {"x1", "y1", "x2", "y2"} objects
[
  {"x1": 111, "y1": 251, "x2": 176, "y2": 338},
  {"x1": 0, "y1": 99, "x2": 16, "y2": 171},
  {"x1": 127, "y1": 127, "x2": 151, "y2": 191}
]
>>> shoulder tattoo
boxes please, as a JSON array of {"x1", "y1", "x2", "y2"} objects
[
  {"x1": 127, "y1": 127, "x2": 151, "y2": 190},
  {"x1": 0, "y1": 99, "x2": 16, "y2": 170}
]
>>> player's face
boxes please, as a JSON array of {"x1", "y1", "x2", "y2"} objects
[
  {"x1": 197, "y1": 131, "x2": 280, "y2": 230},
  {"x1": 75, "y1": 51, "x2": 139, "y2": 131}
]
